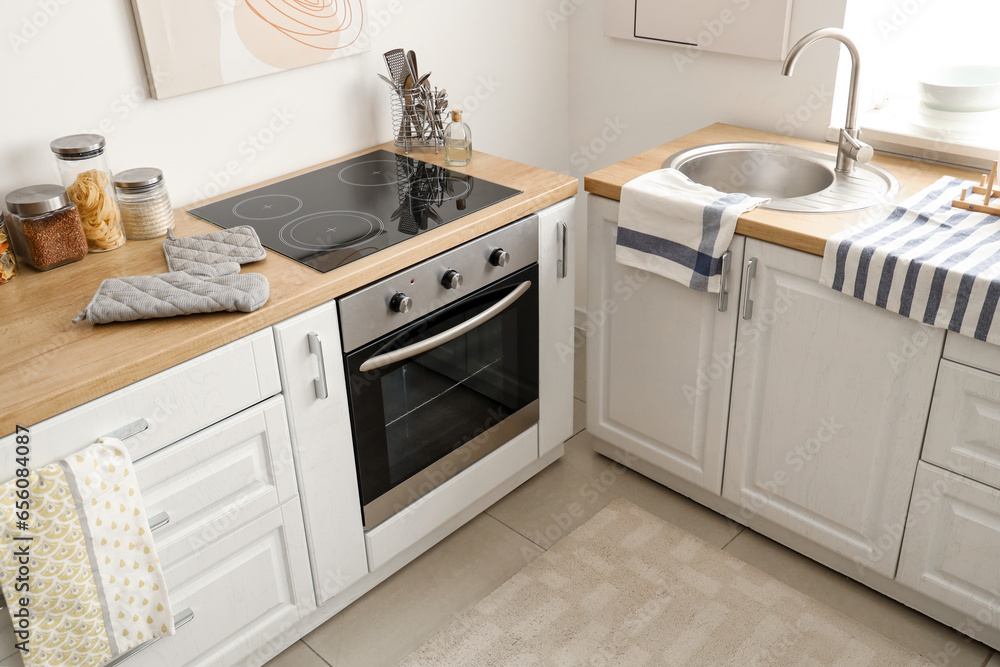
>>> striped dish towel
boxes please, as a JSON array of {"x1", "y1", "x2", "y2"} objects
[
  {"x1": 820, "y1": 175, "x2": 1000, "y2": 344},
  {"x1": 615, "y1": 169, "x2": 767, "y2": 292},
  {"x1": 0, "y1": 438, "x2": 174, "y2": 666}
]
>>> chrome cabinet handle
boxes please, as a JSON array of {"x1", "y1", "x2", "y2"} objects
[
  {"x1": 556, "y1": 222, "x2": 568, "y2": 279},
  {"x1": 742, "y1": 257, "x2": 758, "y2": 321},
  {"x1": 104, "y1": 608, "x2": 195, "y2": 665},
  {"x1": 360, "y1": 281, "x2": 532, "y2": 373},
  {"x1": 306, "y1": 332, "x2": 329, "y2": 400},
  {"x1": 101, "y1": 419, "x2": 149, "y2": 441},
  {"x1": 718, "y1": 250, "x2": 732, "y2": 313},
  {"x1": 148, "y1": 512, "x2": 170, "y2": 532}
]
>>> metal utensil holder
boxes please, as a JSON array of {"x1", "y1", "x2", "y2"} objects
[{"x1": 391, "y1": 86, "x2": 446, "y2": 153}]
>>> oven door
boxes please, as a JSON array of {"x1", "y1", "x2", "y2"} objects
[{"x1": 345, "y1": 263, "x2": 539, "y2": 529}]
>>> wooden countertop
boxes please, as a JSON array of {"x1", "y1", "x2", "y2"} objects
[
  {"x1": 1, "y1": 144, "x2": 577, "y2": 435},
  {"x1": 584, "y1": 123, "x2": 983, "y2": 255}
]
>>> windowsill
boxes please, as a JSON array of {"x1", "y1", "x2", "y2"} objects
[{"x1": 825, "y1": 102, "x2": 1000, "y2": 172}]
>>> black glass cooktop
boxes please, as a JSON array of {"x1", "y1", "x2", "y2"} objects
[{"x1": 188, "y1": 150, "x2": 522, "y2": 273}]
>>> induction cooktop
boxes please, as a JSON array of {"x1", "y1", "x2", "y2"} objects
[{"x1": 188, "y1": 150, "x2": 523, "y2": 273}]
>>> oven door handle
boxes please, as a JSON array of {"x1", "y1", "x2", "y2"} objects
[{"x1": 359, "y1": 280, "x2": 532, "y2": 373}]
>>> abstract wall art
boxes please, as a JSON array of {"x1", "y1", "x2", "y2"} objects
[{"x1": 130, "y1": 0, "x2": 369, "y2": 99}]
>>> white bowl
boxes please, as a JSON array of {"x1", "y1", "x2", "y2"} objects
[{"x1": 918, "y1": 66, "x2": 1000, "y2": 113}]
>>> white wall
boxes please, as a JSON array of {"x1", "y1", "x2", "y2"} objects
[
  {"x1": 0, "y1": 0, "x2": 570, "y2": 208},
  {"x1": 566, "y1": 0, "x2": 849, "y2": 309}
]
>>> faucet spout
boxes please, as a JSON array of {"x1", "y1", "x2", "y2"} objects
[{"x1": 781, "y1": 27, "x2": 870, "y2": 175}]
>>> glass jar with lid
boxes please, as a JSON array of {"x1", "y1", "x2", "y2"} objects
[
  {"x1": 0, "y1": 213, "x2": 17, "y2": 283},
  {"x1": 50, "y1": 133, "x2": 126, "y2": 252},
  {"x1": 5, "y1": 184, "x2": 89, "y2": 271},
  {"x1": 114, "y1": 168, "x2": 175, "y2": 240}
]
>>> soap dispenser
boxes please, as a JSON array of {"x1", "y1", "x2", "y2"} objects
[{"x1": 444, "y1": 110, "x2": 472, "y2": 167}]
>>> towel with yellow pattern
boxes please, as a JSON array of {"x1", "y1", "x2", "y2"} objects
[{"x1": 0, "y1": 438, "x2": 174, "y2": 666}]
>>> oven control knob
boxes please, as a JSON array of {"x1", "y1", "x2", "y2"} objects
[
  {"x1": 389, "y1": 292, "x2": 413, "y2": 314},
  {"x1": 489, "y1": 249, "x2": 510, "y2": 267},
  {"x1": 441, "y1": 269, "x2": 463, "y2": 290}
]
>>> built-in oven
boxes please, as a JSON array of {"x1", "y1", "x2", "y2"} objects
[{"x1": 338, "y1": 215, "x2": 539, "y2": 529}]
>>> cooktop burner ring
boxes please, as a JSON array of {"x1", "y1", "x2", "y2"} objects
[
  {"x1": 406, "y1": 177, "x2": 473, "y2": 203},
  {"x1": 278, "y1": 210, "x2": 385, "y2": 252},
  {"x1": 232, "y1": 194, "x2": 304, "y2": 220},
  {"x1": 338, "y1": 160, "x2": 406, "y2": 187}
]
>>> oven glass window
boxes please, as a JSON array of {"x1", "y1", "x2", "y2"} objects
[{"x1": 383, "y1": 310, "x2": 528, "y2": 487}]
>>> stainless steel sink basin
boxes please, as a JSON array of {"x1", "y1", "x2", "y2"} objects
[{"x1": 664, "y1": 142, "x2": 899, "y2": 213}]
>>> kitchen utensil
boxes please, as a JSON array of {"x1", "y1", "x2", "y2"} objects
[
  {"x1": 377, "y1": 73, "x2": 396, "y2": 88},
  {"x1": 384, "y1": 49, "x2": 411, "y2": 142},
  {"x1": 407, "y1": 50, "x2": 418, "y2": 81},
  {"x1": 383, "y1": 49, "x2": 408, "y2": 85}
]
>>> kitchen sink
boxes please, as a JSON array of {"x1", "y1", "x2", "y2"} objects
[{"x1": 664, "y1": 142, "x2": 899, "y2": 213}]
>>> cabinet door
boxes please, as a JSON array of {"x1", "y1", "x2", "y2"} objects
[
  {"x1": 537, "y1": 198, "x2": 576, "y2": 457},
  {"x1": 896, "y1": 462, "x2": 1000, "y2": 631},
  {"x1": 272, "y1": 301, "x2": 369, "y2": 605},
  {"x1": 724, "y1": 238, "x2": 943, "y2": 577},
  {"x1": 586, "y1": 195, "x2": 743, "y2": 494}
]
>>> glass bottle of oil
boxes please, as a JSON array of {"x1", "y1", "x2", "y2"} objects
[{"x1": 444, "y1": 109, "x2": 472, "y2": 167}]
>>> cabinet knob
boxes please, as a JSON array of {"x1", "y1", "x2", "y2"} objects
[
  {"x1": 489, "y1": 249, "x2": 510, "y2": 267},
  {"x1": 441, "y1": 269, "x2": 463, "y2": 290},
  {"x1": 389, "y1": 293, "x2": 413, "y2": 314}
]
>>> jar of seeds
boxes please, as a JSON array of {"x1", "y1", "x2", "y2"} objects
[
  {"x1": 50, "y1": 133, "x2": 126, "y2": 252},
  {"x1": 0, "y1": 213, "x2": 17, "y2": 283},
  {"x1": 5, "y1": 184, "x2": 88, "y2": 271},
  {"x1": 114, "y1": 168, "x2": 175, "y2": 239}
]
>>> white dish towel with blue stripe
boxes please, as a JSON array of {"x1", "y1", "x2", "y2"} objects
[
  {"x1": 820, "y1": 175, "x2": 1000, "y2": 344},
  {"x1": 615, "y1": 169, "x2": 768, "y2": 292}
]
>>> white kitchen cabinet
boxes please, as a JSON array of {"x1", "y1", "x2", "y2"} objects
[
  {"x1": 723, "y1": 238, "x2": 944, "y2": 577},
  {"x1": 133, "y1": 504, "x2": 314, "y2": 667},
  {"x1": 272, "y1": 301, "x2": 370, "y2": 605},
  {"x1": 537, "y1": 197, "x2": 576, "y2": 457},
  {"x1": 924, "y1": 360, "x2": 1000, "y2": 490},
  {"x1": 586, "y1": 195, "x2": 744, "y2": 494},
  {"x1": 896, "y1": 462, "x2": 1000, "y2": 632},
  {"x1": 134, "y1": 396, "x2": 300, "y2": 568}
]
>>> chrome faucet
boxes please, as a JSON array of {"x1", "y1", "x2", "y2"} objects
[{"x1": 781, "y1": 28, "x2": 874, "y2": 176}]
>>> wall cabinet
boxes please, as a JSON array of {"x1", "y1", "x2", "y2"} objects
[
  {"x1": 586, "y1": 195, "x2": 745, "y2": 494},
  {"x1": 723, "y1": 238, "x2": 944, "y2": 577}
]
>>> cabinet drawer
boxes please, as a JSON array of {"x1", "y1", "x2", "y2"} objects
[
  {"x1": 944, "y1": 330, "x2": 1000, "y2": 376},
  {"x1": 896, "y1": 462, "x2": 1000, "y2": 631},
  {"x1": 0, "y1": 328, "x2": 280, "y2": 478},
  {"x1": 136, "y1": 396, "x2": 297, "y2": 567},
  {"x1": 134, "y1": 502, "x2": 314, "y2": 667},
  {"x1": 925, "y1": 360, "x2": 1000, "y2": 490}
]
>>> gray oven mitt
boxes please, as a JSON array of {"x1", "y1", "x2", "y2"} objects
[
  {"x1": 163, "y1": 226, "x2": 267, "y2": 274},
  {"x1": 74, "y1": 226, "x2": 270, "y2": 324}
]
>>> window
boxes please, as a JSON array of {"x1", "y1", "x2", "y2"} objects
[{"x1": 840, "y1": 0, "x2": 1000, "y2": 167}]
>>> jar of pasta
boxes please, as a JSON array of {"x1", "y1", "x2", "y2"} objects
[
  {"x1": 5, "y1": 185, "x2": 88, "y2": 271},
  {"x1": 114, "y1": 168, "x2": 175, "y2": 239},
  {"x1": 0, "y1": 213, "x2": 17, "y2": 283},
  {"x1": 50, "y1": 133, "x2": 126, "y2": 252}
]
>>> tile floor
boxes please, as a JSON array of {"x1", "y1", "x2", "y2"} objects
[{"x1": 265, "y1": 343, "x2": 1000, "y2": 667}]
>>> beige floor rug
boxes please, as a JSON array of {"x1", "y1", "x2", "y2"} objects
[{"x1": 399, "y1": 498, "x2": 933, "y2": 666}]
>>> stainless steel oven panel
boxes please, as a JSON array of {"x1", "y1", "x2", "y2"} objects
[
  {"x1": 362, "y1": 400, "x2": 538, "y2": 529},
  {"x1": 338, "y1": 215, "x2": 538, "y2": 352}
]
